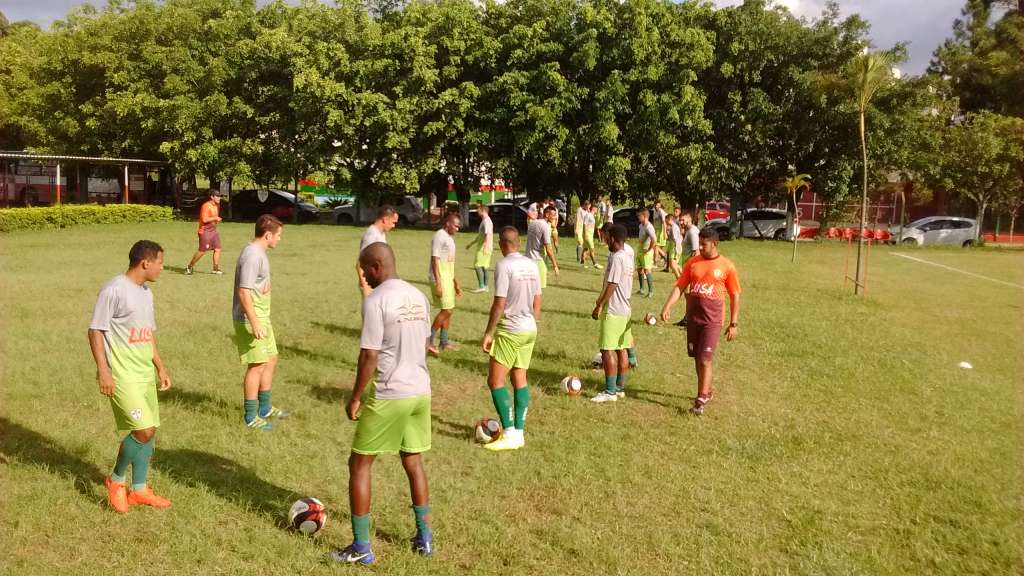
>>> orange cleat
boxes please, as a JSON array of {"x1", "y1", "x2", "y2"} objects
[
  {"x1": 127, "y1": 487, "x2": 171, "y2": 508},
  {"x1": 105, "y1": 476, "x2": 129, "y2": 514}
]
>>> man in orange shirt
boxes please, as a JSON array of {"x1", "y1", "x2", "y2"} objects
[
  {"x1": 659, "y1": 229, "x2": 740, "y2": 415},
  {"x1": 186, "y1": 189, "x2": 224, "y2": 275}
]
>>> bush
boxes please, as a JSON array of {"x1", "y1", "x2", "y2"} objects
[{"x1": 0, "y1": 204, "x2": 175, "y2": 233}]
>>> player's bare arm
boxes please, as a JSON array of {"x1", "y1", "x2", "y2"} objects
[
  {"x1": 546, "y1": 244, "x2": 560, "y2": 276},
  {"x1": 532, "y1": 294, "x2": 542, "y2": 322},
  {"x1": 238, "y1": 288, "x2": 265, "y2": 339},
  {"x1": 482, "y1": 296, "x2": 506, "y2": 353},
  {"x1": 592, "y1": 281, "x2": 616, "y2": 320},
  {"x1": 454, "y1": 277, "x2": 463, "y2": 297},
  {"x1": 726, "y1": 293, "x2": 740, "y2": 341},
  {"x1": 431, "y1": 256, "x2": 443, "y2": 297},
  {"x1": 88, "y1": 328, "x2": 115, "y2": 397},
  {"x1": 151, "y1": 335, "x2": 172, "y2": 391},
  {"x1": 348, "y1": 348, "x2": 379, "y2": 421},
  {"x1": 660, "y1": 286, "x2": 684, "y2": 322}
]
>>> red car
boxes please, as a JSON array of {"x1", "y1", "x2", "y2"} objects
[{"x1": 704, "y1": 201, "x2": 730, "y2": 221}]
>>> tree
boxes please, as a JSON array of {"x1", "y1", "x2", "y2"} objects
[
  {"x1": 850, "y1": 51, "x2": 893, "y2": 295},
  {"x1": 780, "y1": 173, "x2": 811, "y2": 261}
]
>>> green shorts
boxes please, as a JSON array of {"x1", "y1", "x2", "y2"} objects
[
  {"x1": 534, "y1": 258, "x2": 547, "y2": 289},
  {"x1": 599, "y1": 313, "x2": 633, "y2": 351},
  {"x1": 575, "y1": 225, "x2": 584, "y2": 244},
  {"x1": 474, "y1": 247, "x2": 493, "y2": 269},
  {"x1": 352, "y1": 393, "x2": 432, "y2": 455},
  {"x1": 636, "y1": 247, "x2": 655, "y2": 271},
  {"x1": 489, "y1": 328, "x2": 537, "y2": 369},
  {"x1": 234, "y1": 320, "x2": 278, "y2": 364},
  {"x1": 110, "y1": 379, "x2": 160, "y2": 433},
  {"x1": 584, "y1": 231, "x2": 596, "y2": 250},
  {"x1": 431, "y1": 275, "x2": 456, "y2": 310}
]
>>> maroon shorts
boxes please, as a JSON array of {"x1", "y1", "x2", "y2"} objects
[
  {"x1": 686, "y1": 296, "x2": 724, "y2": 360},
  {"x1": 198, "y1": 229, "x2": 221, "y2": 251}
]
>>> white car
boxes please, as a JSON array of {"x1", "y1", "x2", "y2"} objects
[
  {"x1": 333, "y1": 194, "x2": 423, "y2": 226},
  {"x1": 704, "y1": 208, "x2": 800, "y2": 241},
  {"x1": 890, "y1": 216, "x2": 978, "y2": 247}
]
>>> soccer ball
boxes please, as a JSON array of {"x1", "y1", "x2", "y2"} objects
[
  {"x1": 561, "y1": 375, "x2": 583, "y2": 396},
  {"x1": 644, "y1": 313, "x2": 657, "y2": 326},
  {"x1": 474, "y1": 417, "x2": 502, "y2": 443},
  {"x1": 289, "y1": 498, "x2": 327, "y2": 535},
  {"x1": 591, "y1": 352, "x2": 603, "y2": 368}
]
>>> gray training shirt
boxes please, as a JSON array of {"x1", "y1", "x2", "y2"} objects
[
  {"x1": 90, "y1": 275, "x2": 156, "y2": 382},
  {"x1": 360, "y1": 224, "x2": 387, "y2": 252},
  {"x1": 602, "y1": 245, "x2": 635, "y2": 317},
  {"x1": 525, "y1": 219, "x2": 551, "y2": 261},
  {"x1": 360, "y1": 278, "x2": 432, "y2": 399},
  {"x1": 428, "y1": 228, "x2": 456, "y2": 282},
  {"x1": 639, "y1": 221, "x2": 657, "y2": 251},
  {"x1": 684, "y1": 224, "x2": 700, "y2": 254},
  {"x1": 232, "y1": 242, "x2": 271, "y2": 322},
  {"x1": 494, "y1": 252, "x2": 542, "y2": 333}
]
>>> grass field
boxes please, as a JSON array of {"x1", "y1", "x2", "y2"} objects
[{"x1": 1, "y1": 221, "x2": 1022, "y2": 575}]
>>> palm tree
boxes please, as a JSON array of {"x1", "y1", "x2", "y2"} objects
[
  {"x1": 851, "y1": 52, "x2": 893, "y2": 295},
  {"x1": 780, "y1": 173, "x2": 811, "y2": 262}
]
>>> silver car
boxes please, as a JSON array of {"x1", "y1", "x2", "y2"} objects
[
  {"x1": 705, "y1": 208, "x2": 799, "y2": 240},
  {"x1": 333, "y1": 194, "x2": 423, "y2": 226},
  {"x1": 890, "y1": 216, "x2": 978, "y2": 247}
]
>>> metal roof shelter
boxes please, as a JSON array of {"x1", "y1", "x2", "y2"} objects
[{"x1": 0, "y1": 151, "x2": 174, "y2": 207}]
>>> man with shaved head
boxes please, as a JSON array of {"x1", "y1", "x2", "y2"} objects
[
  {"x1": 331, "y1": 242, "x2": 435, "y2": 565},
  {"x1": 480, "y1": 227, "x2": 542, "y2": 451}
]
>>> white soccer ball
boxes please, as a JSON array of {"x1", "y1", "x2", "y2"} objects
[
  {"x1": 288, "y1": 497, "x2": 327, "y2": 535},
  {"x1": 591, "y1": 352, "x2": 603, "y2": 368},
  {"x1": 475, "y1": 418, "x2": 502, "y2": 443},
  {"x1": 561, "y1": 375, "x2": 583, "y2": 396},
  {"x1": 644, "y1": 313, "x2": 657, "y2": 326}
]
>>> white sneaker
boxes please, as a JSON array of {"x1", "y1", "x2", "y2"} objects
[
  {"x1": 591, "y1": 392, "x2": 618, "y2": 403},
  {"x1": 470, "y1": 287, "x2": 488, "y2": 293},
  {"x1": 484, "y1": 428, "x2": 524, "y2": 451},
  {"x1": 211, "y1": 269, "x2": 224, "y2": 275},
  {"x1": 616, "y1": 391, "x2": 625, "y2": 399},
  {"x1": 184, "y1": 266, "x2": 193, "y2": 275}
]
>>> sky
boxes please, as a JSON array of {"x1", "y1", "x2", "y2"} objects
[{"x1": 2, "y1": 0, "x2": 967, "y2": 75}]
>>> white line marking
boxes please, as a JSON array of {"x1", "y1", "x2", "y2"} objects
[{"x1": 892, "y1": 252, "x2": 1024, "y2": 290}]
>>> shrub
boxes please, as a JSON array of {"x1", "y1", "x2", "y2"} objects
[{"x1": 0, "y1": 204, "x2": 175, "y2": 233}]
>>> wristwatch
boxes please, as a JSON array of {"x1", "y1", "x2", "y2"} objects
[{"x1": 729, "y1": 322, "x2": 738, "y2": 328}]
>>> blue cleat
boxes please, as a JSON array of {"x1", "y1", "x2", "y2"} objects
[
  {"x1": 410, "y1": 535, "x2": 434, "y2": 557},
  {"x1": 328, "y1": 545, "x2": 375, "y2": 565}
]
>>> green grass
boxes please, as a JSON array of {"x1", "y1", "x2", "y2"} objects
[{"x1": 1, "y1": 222, "x2": 1022, "y2": 575}]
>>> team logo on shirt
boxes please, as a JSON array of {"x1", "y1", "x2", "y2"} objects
[
  {"x1": 713, "y1": 269, "x2": 723, "y2": 279},
  {"x1": 397, "y1": 299, "x2": 427, "y2": 323},
  {"x1": 128, "y1": 327, "x2": 154, "y2": 344},
  {"x1": 130, "y1": 408, "x2": 143, "y2": 421}
]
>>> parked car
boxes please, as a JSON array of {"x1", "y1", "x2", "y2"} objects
[
  {"x1": 611, "y1": 207, "x2": 641, "y2": 237},
  {"x1": 333, "y1": 194, "x2": 423, "y2": 226},
  {"x1": 231, "y1": 189, "x2": 319, "y2": 223},
  {"x1": 889, "y1": 216, "x2": 978, "y2": 247},
  {"x1": 492, "y1": 197, "x2": 567, "y2": 227},
  {"x1": 468, "y1": 202, "x2": 531, "y2": 232},
  {"x1": 704, "y1": 200, "x2": 730, "y2": 221},
  {"x1": 704, "y1": 208, "x2": 798, "y2": 240}
]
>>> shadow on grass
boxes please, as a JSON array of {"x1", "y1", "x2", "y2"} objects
[
  {"x1": 431, "y1": 415, "x2": 475, "y2": 442},
  {"x1": 436, "y1": 354, "x2": 565, "y2": 395},
  {"x1": 162, "y1": 387, "x2": 232, "y2": 413},
  {"x1": 309, "y1": 384, "x2": 348, "y2": 404},
  {"x1": 0, "y1": 417, "x2": 105, "y2": 499},
  {"x1": 545, "y1": 282, "x2": 598, "y2": 294},
  {"x1": 310, "y1": 321, "x2": 362, "y2": 341},
  {"x1": 159, "y1": 448, "x2": 296, "y2": 528},
  {"x1": 278, "y1": 343, "x2": 355, "y2": 370}
]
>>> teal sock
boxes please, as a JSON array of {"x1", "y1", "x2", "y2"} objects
[
  {"x1": 482, "y1": 268, "x2": 488, "y2": 288},
  {"x1": 430, "y1": 329, "x2": 438, "y2": 346},
  {"x1": 131, "y1": 437, "x2": 154, "y2": 491},
  {"x1": 638, "y1": 274, "x2": 647, "y2": 293},
  {"x1": 490, "y1": 387, "x2": 513, "y2": 429},
  {"x1": 412, "y1": 504, "x2": 432, "y2": 540},
  {"x1": 111, "y1": 434, "x2": 143, "y2": 483},
  {"x1": 627, "y1": 347, "x2": 637, "y2": 365},
  {"x1": 604, "y1": 375, "x2": 617, "y2": 395},
  {"x1": 244, "y1": 399, "x2": 258, "y2": 423},
  {"x1": 513, "y1": 386, "x2": 529, "y2": 430},
  {"x1": 257, "y1": 390, "x2": 272, "y2": 417},
  {"x1": 646, "y1": 273, "x2": 654, "y2": 295},
  {"x1": 352, "y1": 514, "x2": 371, "y2": 545},
  {"x1": 475, "y1": 267, "x2": 486, "y2": 289},
  {"x1": 440, "y1": 329, "x2": 449, "y2": 346},
  {"x1": 616, "y1": 373, "x2": 626, "y2": 393}
]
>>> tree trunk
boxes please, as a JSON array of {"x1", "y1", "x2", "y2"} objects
[
  {"x1": 854, "y1": 109, "x2": 868, "y2": 295},
  {"x1": 1010, "y1": 209, "x2": 1017, "y2": 244},
  {"x1": 791, "y1": 189, "x2": 798, "y2": 262},
  {"x1": 976, "y1": 200, "x2": 986, "y2": 241}
]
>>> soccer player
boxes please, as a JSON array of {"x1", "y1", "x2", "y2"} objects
[
  {"x1": 581, "y1": 203, "x2": 601, "y2": 268},
  {"x1": 660, "y1": 229, "x2": 741, "y2": 415},
  {"x1": 89, "y1": 240, "x2": 172, "y2": 512},
  {"x1": 526, "y1": 205, "x2": 560, "y2": 288},
  {"x1": 428, "y1": 212, "x2": 463, "y2": 354},
  {"x1": 591, "y1": 224, "x2": 634, "y2": 403},
  {"x1": 331, "y1": 242, "x2": 434, "y2": 565},
  {"x1": 682, "y1": 211, "x2": 700, "y2": 258},
  {"x1": 652, "y1": 200, "x2": 668, "y2": 267},
  {"x1": 466, "y1": 204, "x2": 494, "y2": 293},
  {"x1": 185, "y1": 189, "x2": 223, "y2": 275},
  {"x1": 600, "y1": 197, "x2": 614, "y2": 243},
  {"x1": 481, "y1": 227, "x2": 542, "y2": 451},
  {"x1": 357, "y1": 206, "x2": 398, "y2": 297},
  {"x1": 575, "y1": 200, "x2": 590, "y2": 263},
  {"x1": 664, "y1": 213, "x2": 683, "y2": 276},
  {"x1": 636, "y1": 209, "x2": 657, "y2": 298},
  {"x1": 547, "y1": 205, "x2": 561, "y2": 256},
  {"x1": 232, "y1": 215, "x2": 289, "y2": 430}
]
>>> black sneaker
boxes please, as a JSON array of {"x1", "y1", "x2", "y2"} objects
[
  {"x1": 410, "y1": 535, "x2": 434, "y2": 557},
  {"x1": 675, "y1": 317, "x2": 687, "y2": 327}
]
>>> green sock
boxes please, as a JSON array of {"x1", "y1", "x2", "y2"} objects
[
  {"x1": 638, "y1": 274, "x2": 647, "y2": 293},
  {"x1": 646, "y1": 273, "x2": 654, "y2": 295},
  {"x1": 257, "y1": 390, "x2": 271, "y2": 418},
  {"x1": 513, "y1": 386, "x2": 529, "y2": 431},
  {"x1": 490, "y1": 387, "x2": 513, "y2": 429},
  {"x1": 244, "y1": 399, "x2": 258, "y2": 423},
  {"x1": 130, "y1": 437, "x2": 154, "y2": 491},
  {"x1": 412, "y1": 504, "x2": 432, "y2": 540},
  {"x1": 627, "y1": 347, "x2": 637, "y2": 365},
  {"x1": 475, "y1": 267, "x2": 486, "y2": 289},
  {"x1": 616, "y1": 373, "x2": 626, "y2": 393},
  {"x1": 440, "y1": 329, "x2": 449, "y2": 346},
  {"x1": 604, "y1": 375, "x2": 617, "y2": 395},
  {"x1": 111, "y1": 434, "x2": 143, "y2": 483},
  {"x1": 430, "y1": 329, "x2": 437, "y2": 346},
  {"x1": 351, "y1": 514, "x2": 371, "y2": 545}
]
